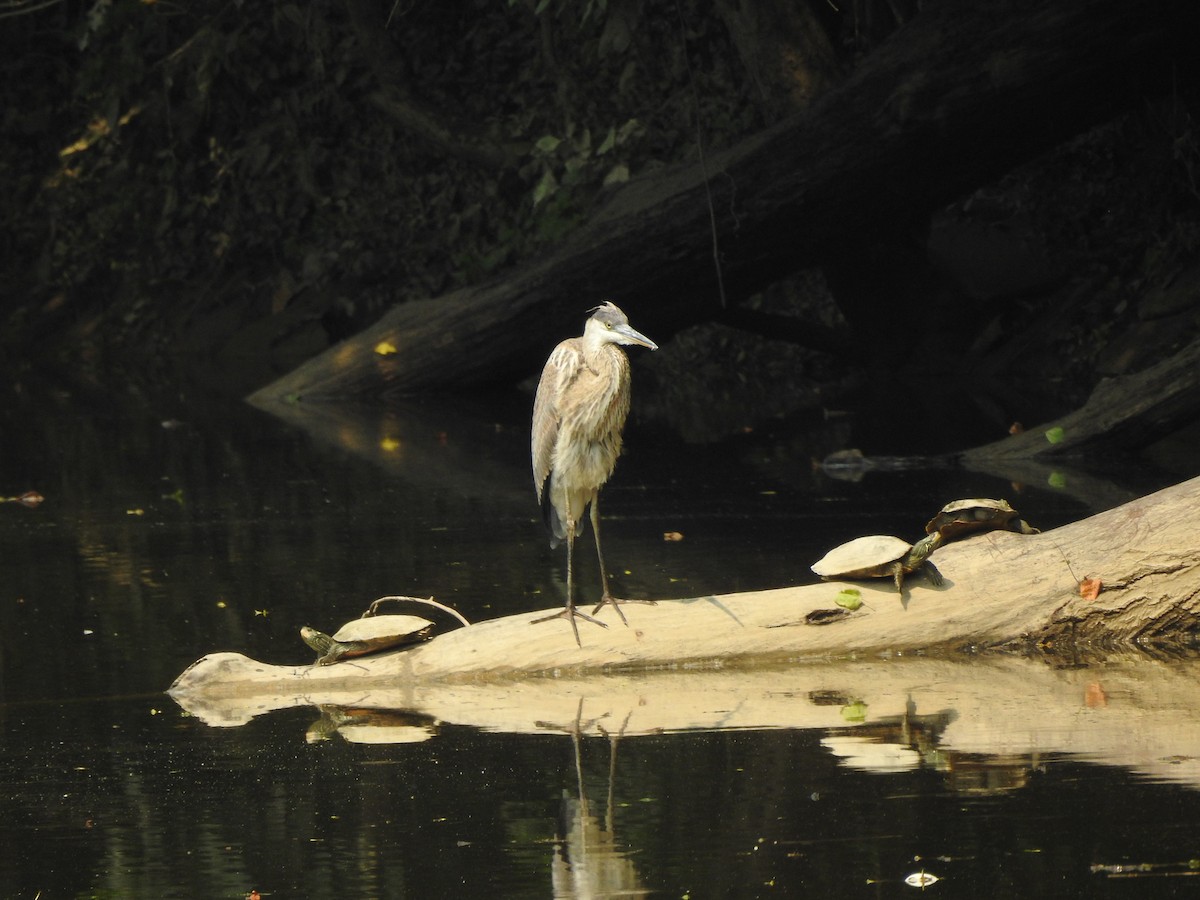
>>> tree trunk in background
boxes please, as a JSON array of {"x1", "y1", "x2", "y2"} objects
[{"x1": 248, "y1": 0, "x2": 1193, "y2": 406}]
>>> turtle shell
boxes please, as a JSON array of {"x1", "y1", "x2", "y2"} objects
[
  {"x1": 811, "y1": 533, "x2": 944, "y2": 596},
  {"x1": 925, "y1": 498, "x2": 1036, "y2": 541},
  {"x1": 302, "y1": 614, "x2": 436, "y2": 665},
  {"x1": 811, "y1": 535, "x2": 913, "y2": 579},
  {"x1": 330, "y1": 614, "x2": 433, "y2": 646}
]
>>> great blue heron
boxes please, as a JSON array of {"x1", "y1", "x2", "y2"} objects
[{"x1": 531, "y1": 301, "x2": 658, "y2": 645}]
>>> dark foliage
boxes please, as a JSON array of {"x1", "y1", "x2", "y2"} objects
[{"x1": 0, "y1": 0, "x2": 780, "y2": 376}]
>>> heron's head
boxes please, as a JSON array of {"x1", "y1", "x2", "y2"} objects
[{"x1": 586, "y1": 301, "x2": 658, "y2": 350}]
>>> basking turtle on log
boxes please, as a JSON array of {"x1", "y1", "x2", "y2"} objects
[
  {"x1": 811, "y1": 533, "x2": 944, "y2": 598},
  {"x1": 530, "y1": 302, "x2": 658, "y2": 646},
  {"x1": 926, "y1": 498, "x2": 1038, "y2": 542},
  {"x1": 301, "y1": 615, "x2": 435, "y2": 665}
]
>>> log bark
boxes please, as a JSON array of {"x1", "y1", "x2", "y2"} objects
[
  {"x1": 962, "y1": 335, "x2": 1200, "y2": 464},
  {"x1": 247, "y1": 0, "x2": 1190, "y2": 405},
  {"x1": 170, "y1": 473, "x2": 1200, "y2": 712}
]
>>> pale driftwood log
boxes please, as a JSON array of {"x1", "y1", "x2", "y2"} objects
[
  {"x1": 170, "y1": 475, "x2": 1200, "y2": 715},
  {"x1": 170, "y1": 654, "x2": 1200, "y2": 794}
]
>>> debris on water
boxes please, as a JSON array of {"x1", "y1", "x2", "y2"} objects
[{"x1": 904, "y1": 871, "x2": 940, "y2": 887}]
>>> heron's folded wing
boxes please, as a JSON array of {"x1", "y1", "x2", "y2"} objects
[{"x1": 531, "y1": 338, "x2": 583, "y2": 503}]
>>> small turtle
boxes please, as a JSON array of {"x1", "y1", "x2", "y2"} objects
[
  {"x1": 811, "y1": 532, "x2": 944, "y2": 595},
  {"x1": 300, "y1": 614, "x2": 435, "y2": 665},
  {"x1": 925, "y1": 498, "x2": 1038, "y2": 542}
]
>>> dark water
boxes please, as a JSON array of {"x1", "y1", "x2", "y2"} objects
[{"x1": 2, "y1": 383, "x2": 1199, "y2": 898}]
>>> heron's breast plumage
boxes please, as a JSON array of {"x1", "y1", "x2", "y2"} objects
[{"x1": 553, "y1": 345, "x2": 631, "y2": 491}]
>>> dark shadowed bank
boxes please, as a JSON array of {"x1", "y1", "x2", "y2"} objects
[{"x1": 3, "y1": 0, "x2": 1200, "y2": 463}]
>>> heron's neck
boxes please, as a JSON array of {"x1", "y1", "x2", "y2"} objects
[{"x1": 581, "y1": 327, "x2": 618, "y2": 369}]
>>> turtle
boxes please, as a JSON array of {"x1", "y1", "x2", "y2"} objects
[
  {"x1": 925, "y1": 498, "x2": 1038, "y2": 542},
  {"x1": 811, "y1": 532, "x2": 944, "y2": 595},
  {"x1": 300, "y1": 614, "x2": 435, "y2": 665}
]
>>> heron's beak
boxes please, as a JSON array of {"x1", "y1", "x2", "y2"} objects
[{"x1": 616, "y1": 324, "x2": 658, "y2": 351}]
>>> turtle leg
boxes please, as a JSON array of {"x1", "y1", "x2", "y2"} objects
[
  {"x1": 923, "y1": 561, "x2": 944, "y2": 587},
  {"x1": 892, "y1": 565, "x2": 912, "y2": 611}
]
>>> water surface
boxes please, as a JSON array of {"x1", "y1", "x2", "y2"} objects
[{"x1": 1, "y1": 385, "x2": 1197, "y2": 898}]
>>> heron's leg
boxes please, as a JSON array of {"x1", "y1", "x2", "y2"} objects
[
  {"x1": 589, "y1": 497, "x2": 655, "y2": 620},
  {"x1": 532, "y1": 523, "x2": 607, "y2": 646},
  {"x1": 588, "y1": 497, "x2": 626, "y2": 625}
]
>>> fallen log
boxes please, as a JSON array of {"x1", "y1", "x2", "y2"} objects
[
  {"x1": 963, "y1": 335, "x2": 1200, "y2": 464},
  {"x1": 245, "y1": 0, "x2": 1187, "y2": 403},
  {"x1": 170, "y1": 474, "x2": 1200, "y2": 713},
  {"x1": 169, "y1": 652, "x2": 1200, "y2": 795}
]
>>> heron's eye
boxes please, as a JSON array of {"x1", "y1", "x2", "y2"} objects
[{"x1": 604, "y1": 321, "x2": 613, "y2": 329}]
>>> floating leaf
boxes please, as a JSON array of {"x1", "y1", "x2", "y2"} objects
[
  {"x1": 904, "y1": 872, "x2": 940, "y2": 888},
  {"x1": 834, "y1": 588, "x2": 862, "y2": 611},
  {"x1": 1044, "y1": 426, "x2": 1065, "y2": 444},
  {"x1": 374, "y1": 340, "x2": 398, "y2": 356},
  {"x1": 663, "y1": 531, "x2": 684, "y2": 542},
  {"x1": 1079, "y1": 577, "x2": 1102, "y2": 600},
  {"x1": 1047, "y1": 471, "x2": 1067, "y2": 488}
]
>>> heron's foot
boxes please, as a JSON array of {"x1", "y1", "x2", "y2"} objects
[
  {"x1": 531, "y1": 606, "x2": 608, "y2": 647},
  {"x1": 591, "y1": 594, "x2": 657, "y2": 625}
]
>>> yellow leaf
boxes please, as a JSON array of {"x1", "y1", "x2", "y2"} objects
[{"x1": 375, "y1": 340, "x2": 398, "y2": 356}]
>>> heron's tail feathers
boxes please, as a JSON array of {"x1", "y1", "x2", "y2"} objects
[
  {"x1": 540, "y1": 479, "x2": 568, "y2": 548},
  {"x1": 542, "y1": 480, "x2": 588, "y2": 549}
]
